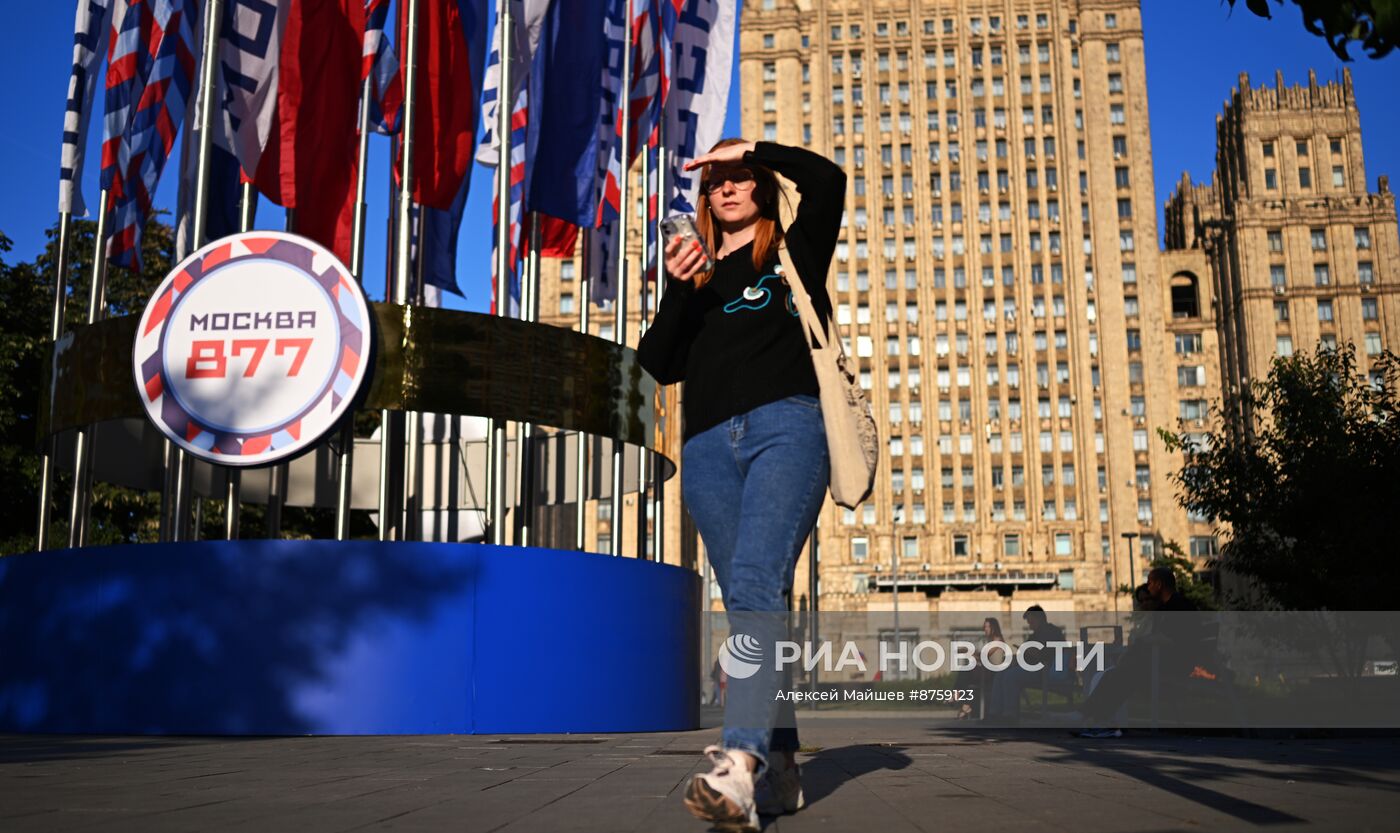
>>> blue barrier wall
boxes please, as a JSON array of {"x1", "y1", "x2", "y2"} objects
[{"x1": 0, "y1": 541, "x2": 701, "y2": 735}]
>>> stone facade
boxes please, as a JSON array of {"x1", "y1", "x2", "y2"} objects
[{"x1": 530, "y1": 1, "x2": 1396, "y2": 618}]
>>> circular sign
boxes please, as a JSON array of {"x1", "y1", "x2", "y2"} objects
[{"x1": 133, "y1": 232, "x2": 372, "y2": 467}]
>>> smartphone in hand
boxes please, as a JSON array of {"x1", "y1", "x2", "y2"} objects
[{"x1": 660, "y1": 214, "x2": 714, "y2": 274}]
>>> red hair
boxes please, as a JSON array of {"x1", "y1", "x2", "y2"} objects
[{"x1": 693, "y1": 138, "x2": 787, "y2": 288}]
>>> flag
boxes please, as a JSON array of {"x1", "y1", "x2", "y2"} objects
[
  {"x1": 220, "y1": 0, "x2": 286, "y2": 173},
  {"x1": 59, "y1": 0, "x2": 114, "y2": 217},
  {"x1": 101, "y1": 0, "x2": 199, "y2": 271},
  {"x1": 476, "y1": 0, "x2": 551, "y2": 167},
  {"x1": 489, "y1": 85, "x2": 528, "y2": 316},
  {"x1": 401, "y1": 0, "x2": 488, "y2": 210},
  {"x1": 176, "y1": 0, "x2": 286, "y2": 257},
  {"x1": 522, "y1": 0, "x2": 623, "y2": 229},
  {"x1": 363, "y1": 0, "x2": 402, "y2": 134},
  {"x1": 666, "y1": 0, "x2": 737, "y2": 213},
  {"x1": 254, "y1": 0, "x2": 365, "y2": 266},
  {"x1": 643, "y1": 134, "x2": 660, "y2": 286},
  {"x1": 590, "y1": 0, "x2": 673, "y2": 300}
]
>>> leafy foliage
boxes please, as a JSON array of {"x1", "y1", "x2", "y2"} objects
[
  {"x1": 1227, "y1": 0, "x2": 1399, "y2": 60},
  {"x1": 1161, "y1": 345, "x2": 1400, "y2": 610}
]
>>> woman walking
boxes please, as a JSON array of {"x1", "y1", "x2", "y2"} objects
[{"x1": 637, "y1": 138, "x2": 845, "y2": 831}]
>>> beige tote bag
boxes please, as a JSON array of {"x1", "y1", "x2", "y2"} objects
[{"x1": 776, "y1": 242, "x2": 878, "y2": 509}]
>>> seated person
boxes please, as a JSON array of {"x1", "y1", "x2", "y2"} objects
[
  {"x1": 988, "y1": 606, "x2": 1073, "y2": 720},
  {"x1": 1076, "y1": 567, "x2": 1203, "y2": 738}
]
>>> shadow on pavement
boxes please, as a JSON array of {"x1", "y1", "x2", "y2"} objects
[{"x1": 924, "y1": 725, "x2": 1400, "y2": 826}]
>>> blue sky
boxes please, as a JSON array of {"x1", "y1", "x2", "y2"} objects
[{"x1": 1, "y1": 1, "x2": 1395, "y2": 316}]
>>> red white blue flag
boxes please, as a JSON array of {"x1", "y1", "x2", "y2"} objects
[
  {"x1": 666, "y1": 0, "x2": 737, "y2": 213},
  {"x1": 489, "y1": 85, "x2": 528, "y2": 317},
  {"x1": 363, "y1": 0, "x2": 402, "y2": 135},
  {"x1": 59, "y1": 0, "x2": 114, "y2": 217},
  {"x1": 100, "y1": 0, "x2": 198, "y2": 271},
  {"x1": 477, "y1": 0, "x2": 550, "y2": 167}
]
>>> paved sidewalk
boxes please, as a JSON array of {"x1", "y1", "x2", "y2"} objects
[{"x1": 3, "y1": 718, "x2": 1399, "y2": 832}]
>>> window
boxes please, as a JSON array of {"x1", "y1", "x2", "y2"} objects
[
  {"x1": 1311, "y1": 228, "x2": 1327, "y2": 250},
  {"x1": 1317, "y1": 298, "x2": 1333, "y2": 322},
  {"x1": 1055, "y1": 533, "x2": 1072, "y2": 557},
  {"x1": 852, "y1": 537, "x2": 869, "y2": 562},
  {"x1": 1359, "y1": 262, "x2": 1374, "y2": 285},
  {"x1": 1356, "y1": 227, "x2": 1372, "y2": 249},
  {"x1": 1333, "y1": 166, "x2": 1345, "y2": 187},
  {"x1": 1115, "y1": 167, "x2": 1131, "y2": 188},
  {"x1": 1105, "y1": 12, "x2": 1118, "y2": 27},
  {"x1": 1296, "y1": 139, "x2": 1308, "y2": 157},
  {"x1": 902, "y1": 536, "x2": 919, "y2": 560},
  {"x1": 1110, "y1": 104, "x2": 1125, "y2": 125},
  {"x1": 1274, "y1": 300, "x2": 1289, "y2": 322},
  {"x1": 1299, "y1": 167, "x2": 1312, "y2": 188},
  {"x1": 559, "y1": 293, "x2": 575, "y2": 315},
  {"x1": 1178, "y1": 365, "x2": 1205, "y2": 386},
  {"x1": 763, "y1": 34, "x2": 774, "y2": 48},
  {"x1": 1314, "y1": 264, "x2": 1330, "y2": 286},
  {"x1": 1004, "y1": 534, "x2": 1021, "y2": 557},
  {"x1": 1362, "y1": 297, "x2": 1379, "y2": 320},
  {"x1": 1108, "y1": 73, "x2": 1123, "y2": 94},
  {"x1": 1271, "y1": 265, "x2": 1287, "y2": 287},
  {"x1": 1267, "y1": 229, "x2": 1283, "y2": 252},
  {"x1": 1175, "y1": 333, "x2": 1202, "y2": 354},
  {"x1": 1365, "y1": 332, "x2": 1383, "y2": 356},
  {"x1": 952, "y1": 534, "x2": 970, "y2": 558},
  {"x1": 1263, "y1": 141, "x2": 1274, "y2": 158},
  {"x1": 763, "y1": 62, "x2": 777, "y2": 81},
  {"x1": 1265, "y1": 169, "x2": 1277, "y2": 189},
  {"x1": 1106, "y1": 42, "x2": 1121, "y2": 62},
  {"x1": 1190, "y1": 536, "x2": 1218, "y2": 558},
  {"x1": 1277, "y1": 335, "x2": 1294, "y2": 357},
  {"x1": 1133, "y1": 429, "x2": 1148, "y2": 451}
]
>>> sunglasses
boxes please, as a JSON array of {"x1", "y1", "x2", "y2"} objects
[{"x1": 702, "y1": 168, "x2": 757, "y2": 194}]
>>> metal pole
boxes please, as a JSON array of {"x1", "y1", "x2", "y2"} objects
[
  {"x1": 514, "y1": 213, "x2": 541, "y2": 546},
  {"x1": 891, "y1": 541, "x2": 900, "y2": 681},
  {"x1": 36, "y1": 212, "x2": 73, "y2": 550},
  {"x1": 223, "y1": 181, "x2": 258, "y2": 540},
  {"x1": 335, "y1": 69, "x2": 374, "y2": 541},
  {"x1": 403, "y1": 207, "x2": 425, "y2": 541},
  {"x1": 609, "y1": 0, "x2": 634, "y2": 557},
  {"x1": 487, "y1": 0, "x2": 514, "y2": 545},
  {"x1": 376, "y1": 150, "x2": 398, "y2": 540},
  {"x1": 808, "y1": 528, "x2": 819, "y2": 690},
  {"x1": 394, "y1": 0, "x2": 421, "y2": 541},
  {"x1": 168, "y1": 0, "x2": 227, "y2": 543},
  {"x1": 636, "y1": 145, "x2": 651, "y2": 560},
  {"x1": 652, "y1": 126, "x2": 667, "y2": 565},
  {"x1": 574, "y1": 235, "x2": 591, "y2": 551},
  {"x1": 67, "y1": 191, "x2": 110, "y2": 548}
]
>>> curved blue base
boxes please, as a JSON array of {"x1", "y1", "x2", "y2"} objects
[{"x1": 0, "y1": 541, "x2": 701, "y2": 735}]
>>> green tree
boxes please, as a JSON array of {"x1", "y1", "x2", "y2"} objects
[
  {"x1": 1160, "y1": 345, "x2": 1400, "y2": 610},
  {"x1": 1227, "y1": 0, "x2": 1399, "y2": 60},
  {"x1": 1150, "y1": 541, "x2": 1219, "y2": 611}
]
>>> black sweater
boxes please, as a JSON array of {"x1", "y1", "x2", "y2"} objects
[{"x1": 637, "y1": 142, "x2": 846, "y2": 442}]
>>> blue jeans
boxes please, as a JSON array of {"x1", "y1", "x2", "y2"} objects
[{"x1": 683, "y1": 394, "x2": 829, "y2": 774}]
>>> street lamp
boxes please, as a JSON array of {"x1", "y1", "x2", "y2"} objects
[{"x1": 1120, "y1": 531, "x2": 1140, "y2": 609}]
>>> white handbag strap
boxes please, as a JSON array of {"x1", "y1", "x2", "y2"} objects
[
  {"x1": 777, "y1": 244, "x2": 830, "y2": 352},
  {"x1": 776, "y1": 192, "x2": 843, "y2": 358}
]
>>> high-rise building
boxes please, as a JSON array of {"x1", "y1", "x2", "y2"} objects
[
  {"x1": 533, "y1": 1, "x2": 1397, "y2": 617},
  {"x1": 1165, "y1": 69, "x2": 1399, "y2": 400}
]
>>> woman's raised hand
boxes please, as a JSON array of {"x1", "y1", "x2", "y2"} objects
[
  {"x1": 684, "y1": 141, "x2": 756, "y2": 171},
  {"x1": 665, "y1": 236, "x2": 708, "y2": 283}
]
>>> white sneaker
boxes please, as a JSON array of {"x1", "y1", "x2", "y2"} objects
[
  {"x1": 683, "y1": 745, "x2": 760, "y2": 832},
  {"x1": 755, "y1": 752, "x2": 805, "y2": 816}
]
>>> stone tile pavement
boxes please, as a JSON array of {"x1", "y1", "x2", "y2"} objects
[{"x1": 3, "y1": 715, "x2": 1399, "y2": 832}]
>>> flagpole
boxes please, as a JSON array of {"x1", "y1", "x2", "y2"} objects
[
  {"x1": 164, "y1": 0, "x2": 228, "y2": 543},
  {"x1": 487, "y1": 0, "x2": 513, "y2": 546},
  {"x1": 67, "y1": 191, "x2": 109, "y2": 548},
  {"x1": 403, "y1": 207, "x2": 424, "y2": 541},
  {"x1": 652, "y1": 127, "x2": 667, "y2": 565},
  {"x1": 575, "y1": 232, "x2": 590, "y2": 552},
  {"x1": 334, "y1": 68, "x2": 375, "y2": 542},
  {"x1": 636, "y1": 143, "x2": 651, "y2": 561},
  {"x1": 514, "y1": 212, "x2": 540, "y2": 546},
  {"x1": 36, "y1": 212, "x2": 72, "y2": 551},
  {"x1": 377, "y1": 144, "x2": 399, "y2": 541},
  {"x1": 610, "y1": 0, "x2": 635, "y2": 558},
  {"x1": 223, "y1": 180, "x2": 258, "y2": 540}
]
